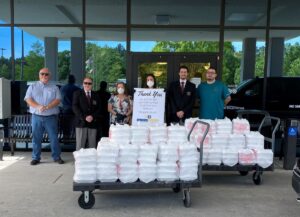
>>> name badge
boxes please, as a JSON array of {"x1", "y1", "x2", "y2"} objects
[
  {"x1": 92, "y1": 100, "x2": 97, "y2": 105},
  {"x1": 186, "y1": 91, "x2": 191, "y2": 96}
]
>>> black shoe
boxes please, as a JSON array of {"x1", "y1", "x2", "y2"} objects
[
  {"x1": 54, "y1": 158, "x2": 64, "y2": 164},
  {"x1": 30, "y1": 159, "x2": 40, "y2": 165}
]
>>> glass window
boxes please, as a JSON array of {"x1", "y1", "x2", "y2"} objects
[
  {"x1": 14, "y1": 27, "x2": 81, "y2": 81},
  {"x1": 271, "y1": 30, "x2": 300, "y2": 77},
  {"x1": 86, "y1": 0, "x2": 126, "y2": 24},
  {"x1": 271, "y1": 0, "x2": 300, "y2": 27},
  {"x1": 85, "y1": 28, "x2": 126, "y2": 91},
  {"x1": 0, "y1": 0, "x2": 10, "y2": 24},
  {"x1": 225, "y1": 0, "x2": 267, "y2": 26},
  {"x1": 137, "y1": 62, "x2": 167, "y2": 88},
  {"x1": 131, "y1": 28, "x2": 219, "y2": 52},
  {"x1": 14, "y1": 0, "x2": 82, "y2": 24},
  {"x1": 0, "y1": 27, "x2": 11, "y2": 79},
  {"x1": 224, "y1": 29, "x2": 266, "y2": 86},
  {"x1": 132, "y1": 0, "x2": 220, "y2": 25}
]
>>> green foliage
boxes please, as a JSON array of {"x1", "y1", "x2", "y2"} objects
[
  {"x1": 58, "y1": 50, "x2": 70, "y2": 81},
  {"x1": 85, "y1": 42, "x2": 126, "y2": 90},
  {"x1": 284, "y1": 43, "x2": 300, "y2": 76}
]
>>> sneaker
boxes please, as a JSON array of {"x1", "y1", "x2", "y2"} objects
[
  {"x1": 54, "y1": 158, "x2": 65, "y2": 164},
  {"x1": 30, "y1": 159, "x2": 40, "y2": 165}
]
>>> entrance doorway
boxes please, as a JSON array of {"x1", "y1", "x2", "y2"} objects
[{"x1": 128, "y1": 52, "x2": 219, "y2": 91}]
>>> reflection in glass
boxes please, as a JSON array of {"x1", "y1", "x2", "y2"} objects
[
  {"x1": 85, "y1": 29, "x2": 126, "y2": 90},
  {"x1": 0, "y1": 27, "x2": 11, "y2": 79},
  {"x1": 138, "y1": 63, "x2": 167, "y2": 88},
  {"x1": 180, "y1": 62, "x2": 210, "y2": 84}
]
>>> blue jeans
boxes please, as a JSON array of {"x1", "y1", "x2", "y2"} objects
[{"x1": 32, "y1": 114, "x2": 61, "y2": 161}]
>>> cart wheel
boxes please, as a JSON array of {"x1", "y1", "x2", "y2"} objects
[
  {"x1": 252, "y1": 172, "x2": 262, "y2": 185},
  {"x1": 172, "y1": 184, "x2": 181, "y2": 193},
  {"x1": 239, "y1": 171, "x2": 249, "y2": 176},
  {"x1": 183, "y1": 189, "x2": 191, "y2": 208},
  {"x1": 78, "y1": 191, "x2": 95, "y2": 209}
]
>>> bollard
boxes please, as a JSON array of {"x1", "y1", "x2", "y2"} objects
[{"x1": 283, "y1": 119, "x2": 298, "y2": 170}]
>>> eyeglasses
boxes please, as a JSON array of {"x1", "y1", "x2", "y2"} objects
[
  {"x1": 83, "y1": 82, "x2": 92, "y2": 85},
  {"x1": 206, "y1": 71, "x2": 216, "y2": 74},
  {"x1": 40, "y1": 73, "x2": 49, "y2": 76}
]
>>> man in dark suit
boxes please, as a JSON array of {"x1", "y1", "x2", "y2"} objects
[
  {"x1": 167, "y1": 65, "x2": 196, "y2": 125},
  {"x1": 72, "y1": 77, "x2": 102, "y2": 150}
]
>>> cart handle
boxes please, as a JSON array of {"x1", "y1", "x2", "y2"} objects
[
  {"x1": 258, "y1": 116, "x2": 281, "y2": 153},
  {"x1": 187, "y1": 120, "x2": 210, "y2": 150},
  {"x1": 237, "y1": 109, "x2": 270, "y2": 118}
]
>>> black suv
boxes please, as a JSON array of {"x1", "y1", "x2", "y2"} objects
[{"x1": 225, "y1": 77, "x2": 300, "y2": 120}]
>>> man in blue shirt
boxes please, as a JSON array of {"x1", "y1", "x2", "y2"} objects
[
  {"x1": 197, "y1": 67, "x2": 231, "y2": 120},
  {"x1": 24, "y1": 68, "x2": 64, "y2": 165}
]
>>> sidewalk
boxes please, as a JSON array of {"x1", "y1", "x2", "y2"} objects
[{"x1": 0, "y1": 151, "x2": 299, "y2": 217}]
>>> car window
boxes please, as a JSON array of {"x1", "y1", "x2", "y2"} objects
[{"x1": 244, "y1": 81, "x2": 261, "y2": 97}]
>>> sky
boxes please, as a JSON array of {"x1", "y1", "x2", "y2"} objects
[{"x1": 1, "y1": 27, "x2": 300, "y2": 58}]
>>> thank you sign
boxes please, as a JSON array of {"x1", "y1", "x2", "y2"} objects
[{"x1": 132, "y1": 88, "x2": 165, "y2": 126}]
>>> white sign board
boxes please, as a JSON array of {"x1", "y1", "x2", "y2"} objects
[
  {"x1": 0, "y1": 78, "x2": 11, "y2": 119},
  {"x1": 132, "y1": 88, "x2": 165, "y2": 126}
]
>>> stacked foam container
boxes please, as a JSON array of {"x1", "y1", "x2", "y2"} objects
[
  {"x1": 184, "y1": 117, "x2": 273, "y2": 168},
  {"x1": 157, "y1": 141, "x2": 179, "y2": 182},
  {"x1": 131, "y1": 126, "x2": 149, "y2": 144},
  {"x1": 149, "y1": 125, "x2": 168, "y2": 143},
  {"x1": 138, "y1": 144, "x2": 158, "y2": 183},
  {"x1": 96, "y1": 139, "x2": 119, "y2": 182},
  {"x1": 109, "y1": 124, "x2": 131, "y2": 144},
  {"x1": 73, "y1": 148, "x2": 97, "y2": 183},
  {"x1": 118, "y1": 144, "x2": 139, "y2": 183},
  {"x1": 179, "y1": 142, "x2": 200, "y2": 181}
]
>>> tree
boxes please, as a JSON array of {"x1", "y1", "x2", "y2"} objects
[
  {"x1": 85, "y1": 42, "x2": 126, "y2": 89},
  {"x1": 152, "y1": 41, "x2": 240, "y2": 85},
  {"x1": 58, "y1": 50, "x2": 71, "y2": 81}
]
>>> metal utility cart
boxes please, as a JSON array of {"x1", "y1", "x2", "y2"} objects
[
  {"x1": 203, "y1": 110, "x2": 280, "y2": 185},
  {"x1": 73, "y1": 120, "x2": 209, "y2": 209}
]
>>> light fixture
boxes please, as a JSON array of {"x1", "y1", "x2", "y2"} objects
[
  {"x1": 153, "y1": 70, "x2": 163, "y2": 77},
  {"x1": 157, "y1": 62, "x2": 167, "y2": 65},
  {"x1": 155, "y1": 15, "x2": 170, "y2": 25},
  {"x1": 203, "y1": 63, "x2": 211, "y2": 70}
]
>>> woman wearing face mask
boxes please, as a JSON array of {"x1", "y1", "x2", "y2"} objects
[
  {"x1": 108, "y1": 82, "x2": 132, "y2": 124},
  {"x1": 144, "y1": 74, "x2": 157, "y2": 89}
]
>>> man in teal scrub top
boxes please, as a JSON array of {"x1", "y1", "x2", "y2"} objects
[{"x1": 197, "y1": 67, "x2": 231, "y2": 120}]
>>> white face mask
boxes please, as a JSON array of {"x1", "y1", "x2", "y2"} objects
[
  {"x1": 117, "y1": 88, "x2": 125, "y2": 94},
  {"x1": 147, "y1": 80, "x2": 154, "y2": 88}
]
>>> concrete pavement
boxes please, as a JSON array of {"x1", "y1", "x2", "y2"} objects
[{"x1": 0, "y1": 152, "x2": 299, "y2": 217}]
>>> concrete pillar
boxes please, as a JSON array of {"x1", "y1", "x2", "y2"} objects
[
  {"x1": 241, "y1": 38, "x2": 256, "y2": 81},
  {"x1": 71, "y1": 37, "x2": 84, "y2": 84},
  {"x1": 44, "y1": 37, "x2": 58, "y2": 81},
  {"x1": 267, "y1": 37, "x2": 284, "y2": 77}
]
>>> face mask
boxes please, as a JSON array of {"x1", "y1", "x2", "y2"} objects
[
  {"x1": 147, "y1": 80, "x2": 154, "y2": 88},
  {"x1": 117, "y1": 88, "x2": 125, "y2": 94}
]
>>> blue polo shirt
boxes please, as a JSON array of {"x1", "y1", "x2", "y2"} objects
[{"x1": 197, "y1": 81, "x2": 230, "y2": 120}]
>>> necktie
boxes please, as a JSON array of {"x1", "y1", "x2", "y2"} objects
[
  {"x1": 86, "y1": 92, "x2": 91, "y2": 104},
  {"x1": 181, "y1": 82, "x2": 185, "y2": 94}
]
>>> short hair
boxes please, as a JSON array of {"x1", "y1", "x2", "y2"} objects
[
  {"x1": 208, "y1": 67, "x2": 217, "y2": 73},
  {"x1": 68, "y1": 74, "x2": 76, "y2": 84},
  {"x1": 100, "y1": 81, "x2": 107, "y2": 90},
  {"x1": 179, "y1": 65, "x2": 189, "y2": 73},
  {"x1": 83, "y1": 77, "x2": 93, "y2": 82}
]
